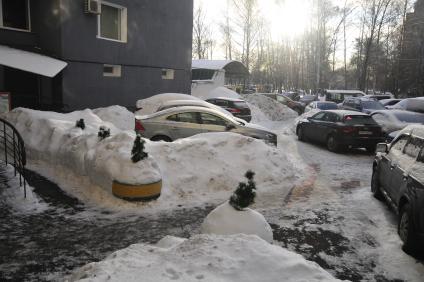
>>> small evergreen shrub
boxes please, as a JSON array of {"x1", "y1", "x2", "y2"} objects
[
  {"x1": 131, "y1": 134, "x2": 148, "y2": 163},
  {"x1": 98, "y1": 126, "x2": 111, "y2": 140},
  {"x1": 75, "y1": 119, "x2": 85, "y2": 130},
  {"x1": 229, "y1": 170, "x2": 256, "y2": 211}
]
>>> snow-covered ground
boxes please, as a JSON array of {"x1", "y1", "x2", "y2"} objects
[{"x1": 68, "y1": 234, "x2": 342, "y2": 282}]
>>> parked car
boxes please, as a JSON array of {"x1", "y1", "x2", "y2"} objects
[
  {"x1": 341, "y1": 97, "x2": 385, "y2": 114},
  {"x1": 371, "y1": 110, "x2": 424, "y2": 136},
  {"x1": 380, "y1": 98, "x2": 402, "y2": 108},
  {"x1": 372, "y1": 125, "x2": 424, "y2": 253},
  {"x1": 276, "y1": 94, "x2": 305, "y2": 115},
  {"x1": 364, "y1": 94, "x2": 394, "y2": 101},
  {"x1": 135, "y1": 106, "x2": 277, "y2": 145},
  {"x1": 282, "y1": 91, "x2": 300, "y2": 101},
  {"x1": 299, "y1": 95, "x2": 317, "y2": 106},
  {"x1": 387, "y1": 97, "x2": 424, "y2": 113},
  {"x1": 324, "y1": 90, "x2": 366, "y2": 104},
  {"x1": 296, "y1": 110, "x2": 384, "y2": 152},
  {"x1": 305, "y1": 101, "x2": 338, "y2": 113},
  {"x1": 205, "y1": 97, "x2": 252, "y2": 122}
]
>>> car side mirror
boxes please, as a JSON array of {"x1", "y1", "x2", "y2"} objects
[
  {"x1": 307, "y1": 117, "x2": 314, "y2": 122},
  {"x1": 376, "y1": 143, "x2": 389, "y2": 153},
  {"x1": 226, "y1": 124, "x2": 236, "y2": 131}
]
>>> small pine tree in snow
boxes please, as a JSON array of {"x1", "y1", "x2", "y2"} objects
[
  {"x1": 131, "y1": 134, "x2": 148, "y2": 163},
  {"x1": 98, "y1": 126, "x2": 110, "y2": 140},
  {"x1": 76, "y1": 119, "x2": 85, "y2": 130},
  {"x1": 229, "y1": 170, "x2": 256, "y2": 211}
]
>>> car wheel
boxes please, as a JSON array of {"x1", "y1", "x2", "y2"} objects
[
  {"x1": 398, "y1": 203, "x2": 418, "y2": 253},
  {"x1": 151, "y1": 135, "x2": 172, "y2": 142},
  {"x1": 327, "y1": 135, "x2": 340, "y2": 152},
  {"x1": 297, "y1": 126, "x2": 305, "y2": 141},
  {"x1": 371, "y1": 170, "x2": 383, "y2": 200}
]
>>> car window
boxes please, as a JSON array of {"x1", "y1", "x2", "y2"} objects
[
  {"x1": 362, "y1": 100, "x2": 385, "y2": 110},
  {"x1": 312, "y1": 112, "x2": 326, "y2": 120},
  {"x1": 389, "y1": 135, "x2": 409, "y2": 155},
  {"x1": 325, "y1": 113, "x2": 339, "y2": 122},
  {"x1": 233, "y1": 101, "x2": 248, "y2": 108},
  {"x1": 344, "y1": 115, "x2": 377, "y2": 125},
  {"x1": 404, "y1": 137, "x2": 423, "y2": 159},
  {"x1": 200, "y1": 113, "x2": 227, "y2": 126},
  {"x1": 166, "y1": 112, "x2": 199, "y2": 124},
  {"x1": 214, "y1": 100, "x2": 228, "y2": 107}
]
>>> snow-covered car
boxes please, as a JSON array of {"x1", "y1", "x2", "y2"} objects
[
  {"x1": 135, "y1": 106, "x2": 277, "y2": 145},
  {"x1": 135, "y1": 93, "x2": 200, "y2": 115},
  {"x1": 340, "y1": 97, "x2": 385, "y2": 114},
  {"x1": 304, "y1": 101, "x2": 338, "y2": 113},
  {"x1": 379, "y1": 98, "x2": 402, "y2": 108},
  {"x1": 386, "y1": 97, "x2": 424, "y2": 113},
  {"x1": 276, "y1": 94, "x2": 305, "y2": 115},
  {"x1": 372, "y1": 125, "x2": 424, "y2": 253},
  {"x1": 371, "y1": 110, "x2": 424, "y2": 136}
]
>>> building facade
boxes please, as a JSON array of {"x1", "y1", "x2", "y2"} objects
[
  {"x1": 0, "y1": 0, "x2": 193, "y2": 111},
  {"x1": 398, "y1": 0, "x2": 424, "y2": 97}
]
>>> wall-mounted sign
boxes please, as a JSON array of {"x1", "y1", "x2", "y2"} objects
[{"x1": 0, "y1": 92, "x2": 11, "y2": 114}]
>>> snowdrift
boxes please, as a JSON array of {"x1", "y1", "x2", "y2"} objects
[
  {"x1": 4, "y1": 107, "x2": 305, "y2": 212},
  {"x1": 68, "y1": 234, "x2": 341, "y2": 282},
  {"x1": 242, "y1": 94, "x2": 298, "y2": 122},
  {"x1": 5, "y1": 108, "x2": 161, "y2": 191}
]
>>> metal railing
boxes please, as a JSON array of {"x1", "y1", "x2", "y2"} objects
[{"x1": 0, "y1": 117, "x2": 27, "y2": 197}]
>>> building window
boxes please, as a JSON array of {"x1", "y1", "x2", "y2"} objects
[
  {"x1": 162, "y1": 69, "x2": 175, "y2": 80},
  {"x1": 103, "y1": 64, "x2": 121, "y2": 77},
  {"x1": 98, "y1": 2, "x2": 127, "y2": 42},
  {"x1": 0, "y1": 0, "x2": 30, "y2": 31}
]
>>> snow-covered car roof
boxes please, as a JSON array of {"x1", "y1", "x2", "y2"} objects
[{"x1": 325, "y1": 90, "x2": 366, "y2": 95}]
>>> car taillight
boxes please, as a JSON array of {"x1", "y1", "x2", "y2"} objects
[
  {"x1": 228, "y1": 108, "x2": 241, "y2": 114},
  {"x1": 135, "y1": 119, "x2": 145, "y2": 132},
  {"x1": 342, "y1": 126, "x2": 356, "y2": 134}
]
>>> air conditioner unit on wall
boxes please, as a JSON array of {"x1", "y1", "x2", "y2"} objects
[{"x1": 85, "y1": 0, "x2": 101, "y2": 14}]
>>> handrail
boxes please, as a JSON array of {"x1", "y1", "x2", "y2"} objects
[{"x1": 0, "y1": 117, "x2": 27, "y2": 197}]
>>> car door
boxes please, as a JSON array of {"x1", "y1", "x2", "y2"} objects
[
  {"x1": 199, "y1": 112, "x2": 228, "y2": 133},
  {"x1": 165, "y1": 112, "x2": 203, "y2": 139},
  {"x1": 381, "y1": 135, "x2": 409, "y2": 195},
  {"x1": 389, "y1": 137, "x2": 422, "y2": 205},
  {"x1": 304, "y1": 112, "x2": 327, "y2": 141}
]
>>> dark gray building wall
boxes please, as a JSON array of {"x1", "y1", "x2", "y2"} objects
[{"x1": 59, "y1": 0, "x2": 193, "y2": 110}]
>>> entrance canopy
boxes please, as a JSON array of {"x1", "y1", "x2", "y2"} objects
[
  {"x1": 192, "y1": 60, "x2": 249, "y2": 77},
  {"x1": 0, "y1": 45, "x2": 67, "y2": 77}
]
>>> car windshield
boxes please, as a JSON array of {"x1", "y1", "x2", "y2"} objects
[
  {"x1": 344, "y1": 115, "x2": 378, "y2": 125},
  {"x1": 362, "y1": 100, "x2": 385, "y2": 110},
  {"x1": 317, "y1": 103, "x2": 338, "y2": 110}
]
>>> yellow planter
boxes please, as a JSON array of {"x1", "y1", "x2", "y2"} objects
[{"x1": 112, "y1": 180, "x2": 162, "y2": 201}]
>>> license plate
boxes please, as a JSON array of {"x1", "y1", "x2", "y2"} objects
[{"x1": 359, "y1": 131, "x2": 372, "y2": 135}]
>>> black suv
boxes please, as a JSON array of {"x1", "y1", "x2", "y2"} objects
[
  {"x1": 372, "y1": 126, "x2": 424, "y2": 253},
  {"x1": 205, "y1": 97, "x2": 252, "y2": 122},
  {"x1": 341, "y1": 97, "x2": 385, "y2": 114}
]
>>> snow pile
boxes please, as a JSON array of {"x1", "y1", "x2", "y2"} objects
[
  {"x1": 92, "y1": 106, "x2": 134, "y2": 131},
  {"x1": 135, "y1": 93, "x2": 199, "y2": 115},
  {"x1": 208, "y1": 86, "x2": 241, "y2": 99},
  {"x1": 242, "y1": 94, "x2": 297, "y2": 122},
  {"x1": 5, "y1": 108, "x2": 161, "y2": 192},
  {"x1": 201, "y1": 201, "x2": 273, "y2": 242},
  {"x1": 68, "y1": 234, "x2": 341, "y2": 282}
]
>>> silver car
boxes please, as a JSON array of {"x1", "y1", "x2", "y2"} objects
[{"x1": 135, "y1": 106, "x2": 277, "y2": 145}]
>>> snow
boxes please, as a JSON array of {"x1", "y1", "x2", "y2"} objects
[
  {"x1": 5, "y1": 108, "x2": 162, "y2": 192},
  {"x1": 3, "y1": 106, "x2": 306, "y2": 213},
  {"x1": 92, "y1": 106, "x2": 134, "y2": 131},
  {"x1": 135, "y1": 93, "x2": 199, "y2": 115},
  {"x1": 192, "y1": 59, "x2": 235, "y2": 70},
  {"x1": 201, "y1": 201, "x2": 273, "y2": 243},
  {"x1": 241, "y1": 94, "x2": 297, "y2": 123},
  {"x1": 68, "y1": 234, "x2": 342, "y2": 282},
  {"x1": 208, "y1": 86, "x2": 241, "y2": 99}
]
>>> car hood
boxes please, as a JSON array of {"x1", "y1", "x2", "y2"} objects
[{"x1": 243, "y1": 122, "x2": 271, "y2": 132}]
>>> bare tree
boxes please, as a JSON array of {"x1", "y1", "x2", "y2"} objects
[{"x1": 193, "y1": 4, "x2": 211, "y2": 59}]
